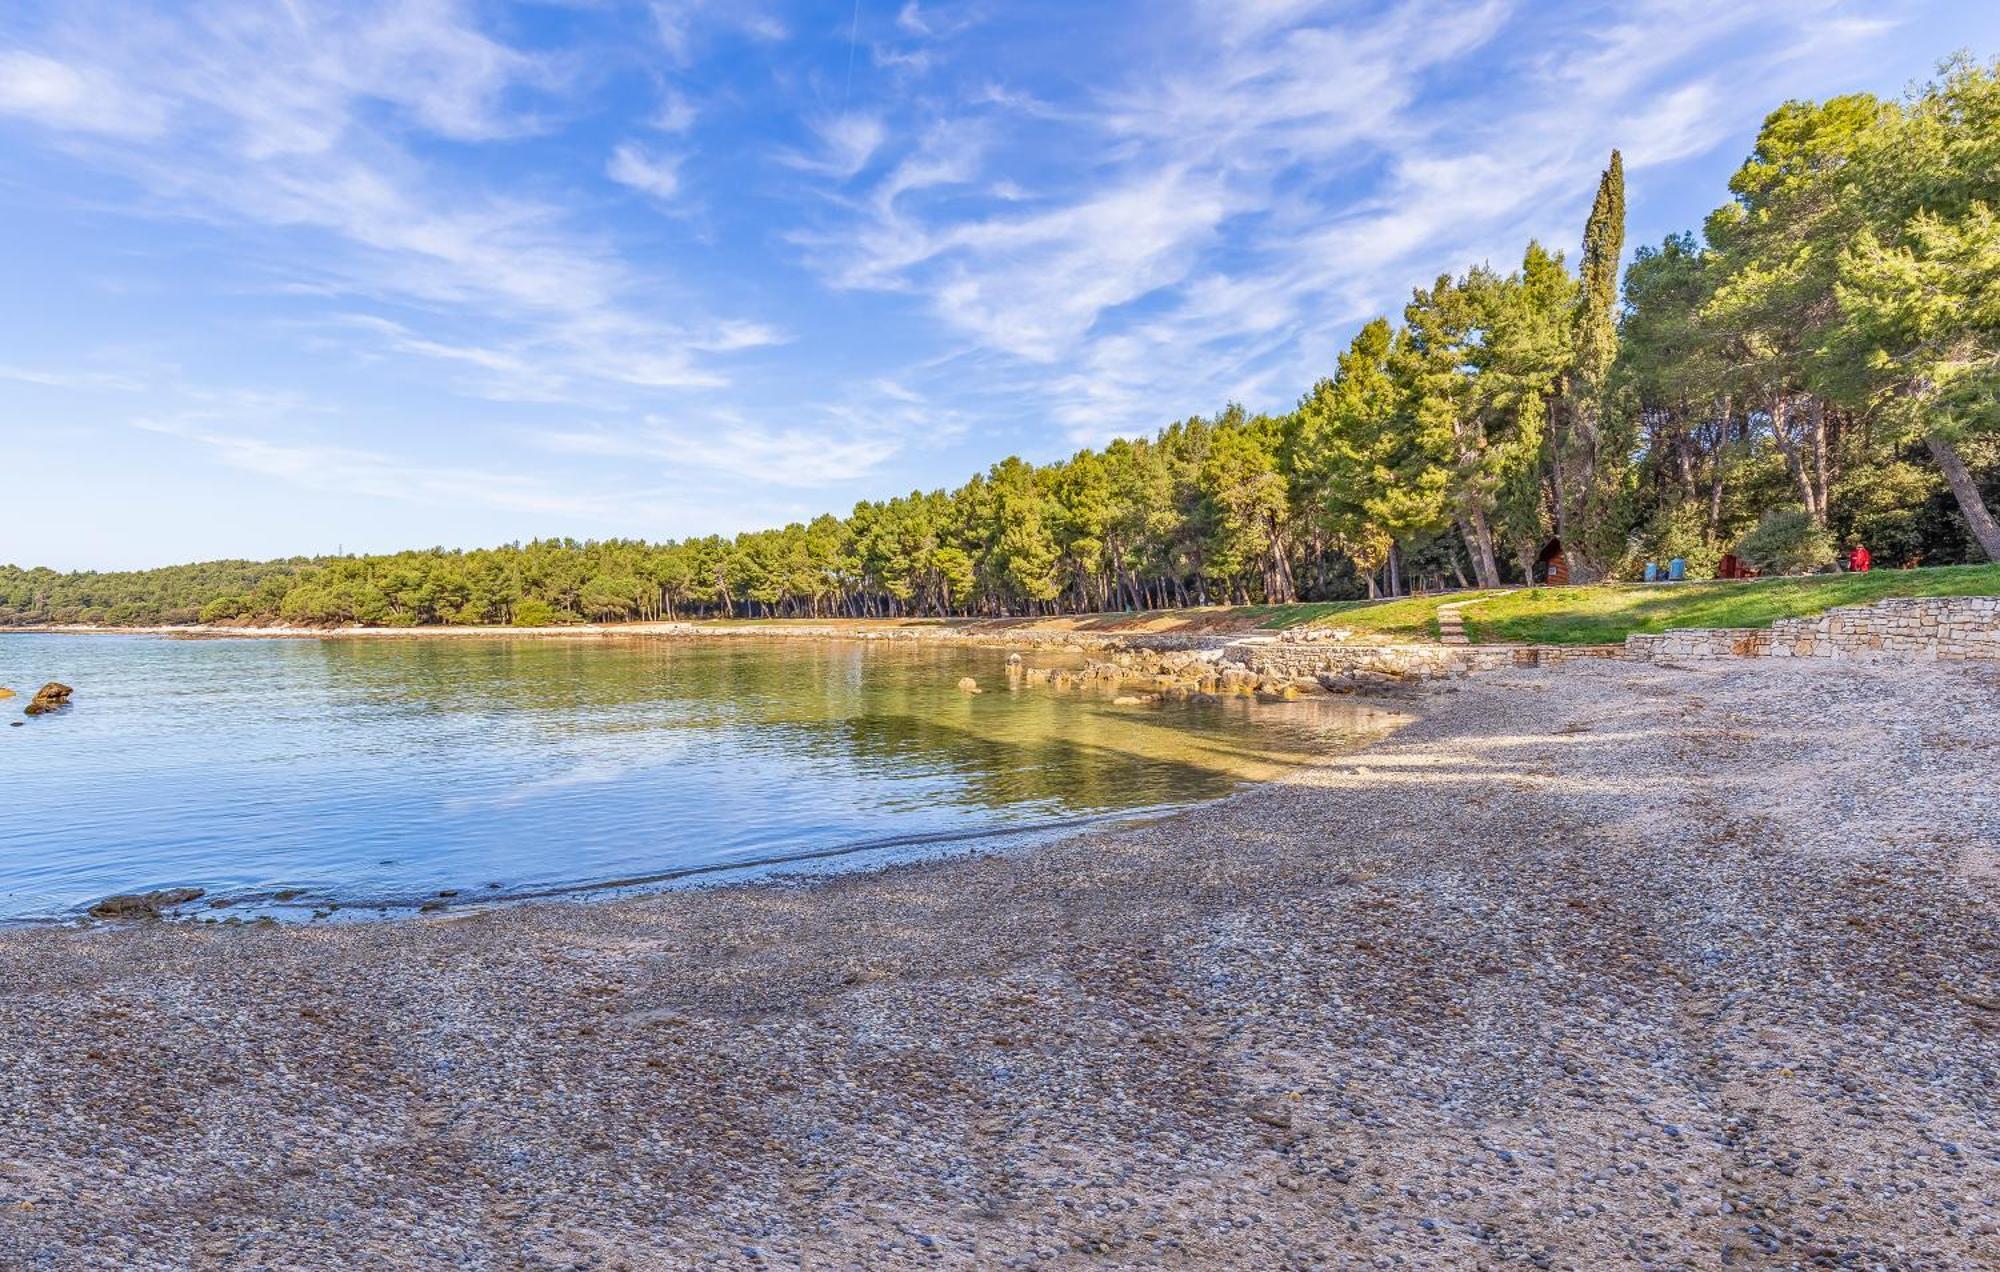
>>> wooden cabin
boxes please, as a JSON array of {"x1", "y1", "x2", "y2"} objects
[{"x1": 1534, "y1": 539, "x2": 1569, "y2": 585}]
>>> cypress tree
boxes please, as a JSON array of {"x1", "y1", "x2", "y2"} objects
[
  {"x1": 1560, "y1": 150, "x2": 1626, "y2": 577},
  {"x1": 1576, "y1": 149, "x2": 1625, "y2": 405}
]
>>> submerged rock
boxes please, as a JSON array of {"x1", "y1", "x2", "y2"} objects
[
  {"x1": 24, "y1": 682, "x2": 73, "y2": 716},
  {"x1": 956, "y1": 677, "x2": 982, "y2": 694},
  {"x1": 88, "y1": 887, "x2": 206, "y2": 920}
]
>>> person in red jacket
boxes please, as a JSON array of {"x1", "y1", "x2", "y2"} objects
[{"x1": 1848, "y1": 542, "x2": 1873, "y2": 573}]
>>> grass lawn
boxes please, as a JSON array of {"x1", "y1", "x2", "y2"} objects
[
  {"x1": 1457, "y1": 563, "x2": 2000, "y2": 645},
  {"x1": 1260, "y1": 592, "x2": 1507, "y2": 641}
]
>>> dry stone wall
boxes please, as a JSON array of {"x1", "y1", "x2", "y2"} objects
[
  {"x1": 1234, "y1": 640, "x2": 1624, "y2": 680},
  {"x1": 1075, "y1": 593, "x2": 1997, "y2": 688},
  {"x1": 1625, "y1": 596, "x2": 1999, "y2": 664}
]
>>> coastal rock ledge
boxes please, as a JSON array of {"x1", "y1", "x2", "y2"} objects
[{"x1": 87, "y1": 888, "x2": 205, "y2": 920}]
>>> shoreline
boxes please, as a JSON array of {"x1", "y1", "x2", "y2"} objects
[
  {"x1": 2, "y1": 658, "x2": 1995, "y2": 1265},
  {"x1": 2, "y1": 616, "x2": 1240, "y2": 655},
  {"x1": 12, "y1": 799, "x2": 1233, "y2": 931}
]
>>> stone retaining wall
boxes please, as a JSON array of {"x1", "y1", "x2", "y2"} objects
[
  {"x1": 1089, "y1": 638, "x2": 1628, "y2": 689},
  {"x1": 1234, "y1": 640, "x2": 1624, "y2": 680},
  {"x1": 1078, "y1": 594, "x2": 1997, "y2": 688},
  {"x1": 1625, "y1": 595, "x2": 1999, "y2": 663}
]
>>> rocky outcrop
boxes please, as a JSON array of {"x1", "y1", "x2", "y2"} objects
[
  {"x1": 24, "y1": 682, "x2": 73, "y2": 715},
  {"x1": 88, "y1": 888, "x2": 205, "y2": 920}
]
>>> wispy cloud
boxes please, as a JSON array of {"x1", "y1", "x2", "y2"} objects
[
  {"x1": 782, "y1": 112, "x2": 888, "y2": 178},
  {"x1": 1, "y1": 2, "x2": 771, "y2": 409},
  {"x1": 132, "y1": 414, "x2": 630, "y2": 521},
  {"x1": 0, "y1": 362, "x2": 151, "y2": 392},
  {"x1": 0, "y1": 48, "x2": 166, "y2": 136},
  {"x1": 791, "y1": 0, "x2": 1908, "y2": 442},
  {"x1": 607, "y1": 141, "x2": 686, "y2": 202},
  {"x1": 541, "y1": 414, "x2": 905, "y2": 488}
]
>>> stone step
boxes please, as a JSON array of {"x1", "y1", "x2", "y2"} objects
[{"x1": 1433, "y1": 591, "x2": 1510, "y2": 647}]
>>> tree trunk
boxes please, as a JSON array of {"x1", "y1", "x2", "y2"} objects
[
  {"x1": 1771, "y1": 395, "x2": 1826, "y2": 525},
  {"x1": 1927, "y1": 434, "x2": 2000, "y2": 562},
  {"x1": 1809, "y1": 397, "x2": 1831, "y2": 523},
  {"x1": 1516, "y1": 542, "x2": 1538, "y2": 584},
  {"x1": 1269, "y1": 528, "x2": 1297, "y2": 603},
  {"x1": 1461, "y1": 511, "x2": 1501, "y2": 588},
  {"x1": 1386, "y1": 542, "x2": 1402, "y2": 598}
]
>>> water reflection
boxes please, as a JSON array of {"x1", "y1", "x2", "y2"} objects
[{"x1": 0, "y1": 635, "x2": 1393, "y2": 921}]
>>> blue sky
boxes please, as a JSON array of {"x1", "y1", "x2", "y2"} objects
[{"x1": 3, "y1": 1, "x2": 1996, "y2": 570}]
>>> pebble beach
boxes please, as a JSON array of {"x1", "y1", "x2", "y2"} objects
[{"x1": 1, "y1": 657, "x2": 1996, "y2": 1269}]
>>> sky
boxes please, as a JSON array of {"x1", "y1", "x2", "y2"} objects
[{"x1": 3, "y1": 1, "x2": 1997, "y2": 571}]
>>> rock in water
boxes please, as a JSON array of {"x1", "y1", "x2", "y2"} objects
[
  {"x1": 24, "y1": 682, "x2": 73, "y2": 716},
  {"x1": 956, "y1": 677, "x2": 982, "y2": 694},
  {"x1": 89, "y1": 887, "x2": 206, "y2": 919}
]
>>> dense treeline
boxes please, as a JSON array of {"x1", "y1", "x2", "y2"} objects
[{"x1": 4, "y1": 61, "x2": 1997, "y2": 629}]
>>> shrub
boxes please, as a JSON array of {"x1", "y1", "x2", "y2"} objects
[
  {"x1": 511, "y1": 598, "x2": 558, "y2": 627},
  {"x1": 1737, "y1": 506, "x2": 1837, "y2": 575},
  {"x1": 199, "y1": 594, "x2": 249, "y2": 623}
]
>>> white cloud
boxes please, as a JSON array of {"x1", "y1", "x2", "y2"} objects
[
  {"x1": 792, "y1": 0, "x2": 1904, "y2": 443},
  {"x1": 782, "y1": 112, "x2": 887, "y2": 178},
  {"x1": 650, "y1": 86, "x2": 697, "y2": 133},
  {"x1": 532, "y1": 378, "x2": 952, "y2": 489},
  {"x1": 2, "y1": 0, "x2": 780, "y2": 430},
  {"x1": 607, "y1": 141, "x2": 684, "y2": 202},
  {"x1": 648, "y1": 0, "x2": 787, "y2": 63},
  {"x1": 542, "y1": 417, "x2": 902, "y2": 487},
  {"x1": 0, "y1": 49, "x2": 165, "y2": 136}
]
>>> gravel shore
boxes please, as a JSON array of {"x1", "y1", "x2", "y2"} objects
[{"x1": 2, "y1": 659, "x2": 1996, "y2": 1269}]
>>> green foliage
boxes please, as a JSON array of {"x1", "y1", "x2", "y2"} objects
[
  {"x1": 1633, "y1": 502, "x2": 1723, "y2": 581},
  {"x1": 1736, "y1": 507, "x2": 1838, "y2": 574},
  {"x1": 511, "y1": 598, "x2": 559, "y2": 627},
  {"x1": 198, "y1": 595, "x2": 251, "y2": 623}
]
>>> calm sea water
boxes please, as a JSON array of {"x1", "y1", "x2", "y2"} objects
[{"x1": 0, "y1": 634, "x2": 1390, "y2": 922}]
